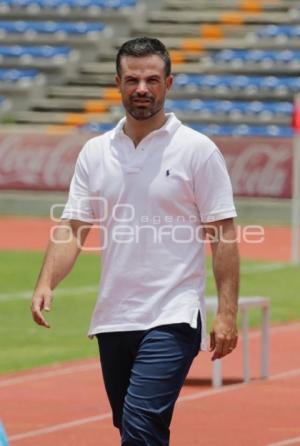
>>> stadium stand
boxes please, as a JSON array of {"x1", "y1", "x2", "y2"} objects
[
  {"x1": 0, "y1": 1, "x2": 142, "y2": 35},
  {"x1": 0, "y1": 67, "x2": 45, "y2": 107},
  {"x1": 0, "y1": 20, "x2": 112, "y2": 53},
  {"x1": 0, "y1": 45, "x2": 80, "y2": 84},
  {"x1": 0, "y1": 0, "x2": 298, "y2": 136}
]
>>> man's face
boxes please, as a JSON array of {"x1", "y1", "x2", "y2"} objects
[{"x1": 115, "y1": 55, "x2": 173, "y2": 121}]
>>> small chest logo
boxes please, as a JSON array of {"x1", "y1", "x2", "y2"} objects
[{"x1": 165, "y1": 169, "x2": 170, "y2": 177}]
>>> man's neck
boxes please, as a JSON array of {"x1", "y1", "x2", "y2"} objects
[{"x1": 123, "y1": 110, "x2": 167, "y2": 147}]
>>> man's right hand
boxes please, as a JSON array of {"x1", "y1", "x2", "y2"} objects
[
  {"x1": 31, "y1": 287, "x2": 53, "y2": 328},
  {"x1": 30, "y1": 219, "x2": 91, "y2": 329}
]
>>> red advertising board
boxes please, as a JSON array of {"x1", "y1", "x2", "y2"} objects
[
  {"x1": 215, "y1": 137, "x2": 293, "y2": 198},
  {"x1": 0, "y1": 132, "x2": 85, "y2": 191},
  {"x1": 0, "y1": 131, "x2": 293, "y2": 198}
]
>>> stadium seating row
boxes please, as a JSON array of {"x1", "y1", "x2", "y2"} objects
[
  {"x1": 173, "y1": 74, "x2": 300, "y2": 92},
  {"x1": 256, "y1": 25, "x2": 300, "y2": 39},
  {"x1": 0, "y1": 0, "x2": 137, "y2": 9},
  {"x1": 0, "y1": 45, "x2": 72, "y2": 58},
  {"x1": 81, "y1": 122, "x2": 294, "y2": 137},
  {"x1": 0, "y1": 67, "x2": 38, "y2": 81},
  {"x1": 164, "y1": 99, "x2": 293, "y2": 117},
  {"x1": 163, "y1": 0, "x2": 299, "y2": 12},
  {"x1": 213, "y1": 49, "x2": 300, "y2": 64},
  {"x1": 0, "y1": 20, "x2": 106, "y2": 33},
  {"x1": 147, "y1": 9, "x2": 299, "y2": 25}
]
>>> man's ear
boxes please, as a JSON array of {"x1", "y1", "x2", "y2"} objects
[
  {"x1": 115, "y1": 74, "x2": 121, "y2": 90},
  {"x1": 166, "y1": 75, "x2": 173, "y2": 91}
]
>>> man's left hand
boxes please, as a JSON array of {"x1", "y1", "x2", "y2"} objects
[{"x1": 210, "y1": 314, "x2": 238, "y2": 361}]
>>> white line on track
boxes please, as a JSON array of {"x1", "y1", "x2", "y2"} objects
[
  {"x1": 0, "y1": 262, "x2": 290, "y2": 302},
  {"x1": 266, "y1": 435, "x2": 300, "y2": 446},
  {"x1": 1, "y1": 322, "x2": 300, "y2": 388},
  {"x1": 8, "y1": 414, "x2": 111, "y2": 442},
  {"x1": 178, "y1": 367, "x2": 300, "y2": 403},
  {"x1": 0, "y1": 363, "x2": 99, "y2": 388},
  {"x1": 268, "y1": 368, "x2": 300, "y2": 381},
  {"x1": 7, "y1": 367, "x2": 300, "y2": 443}
]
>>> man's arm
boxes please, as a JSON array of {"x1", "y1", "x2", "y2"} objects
[
  {"x1": 31, "y1": 219, "x2": 91, "y2": 328},
  {"x1": 204, "y1": 218, "x2": 239, "y2": 361}
]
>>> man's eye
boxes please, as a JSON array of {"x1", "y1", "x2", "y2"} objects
[{"x1": 148, "y1": 78, "x2": 159, "y2": 84}]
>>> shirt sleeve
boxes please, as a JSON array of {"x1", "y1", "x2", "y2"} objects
[
  {"x1": 61, "y1": 143, "x2": 95, "y2": 223},
  {"x1": 194, "y1": 146, "x2": 237, "y2": 223}
]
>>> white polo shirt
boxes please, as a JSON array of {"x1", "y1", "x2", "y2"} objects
[{"x1": 62, "y1": 113, "x2": 236, "y2": 350}]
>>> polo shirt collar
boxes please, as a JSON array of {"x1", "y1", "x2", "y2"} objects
[{"x1": 110, "y1": 113, "x2": 181, "y2": 142}]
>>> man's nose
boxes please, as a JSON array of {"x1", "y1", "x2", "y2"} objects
[{"x1": 136, "y1": 80, "x2": 148, "y2": 95}]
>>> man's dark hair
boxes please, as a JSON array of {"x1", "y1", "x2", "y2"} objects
[{"x1": 116, "y1": 37, "x2": 171, "y2": 77}]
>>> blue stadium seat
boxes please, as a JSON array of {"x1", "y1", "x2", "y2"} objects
[
  {"x1": 189, "y1": 124, "x2": 293, "y2": 137},
  {"x1": 79, "y1": 122, "x2": 115, "y2": 133},
  {"x1": 164, "y1": 99, "x2": 293, "y2": 117},
  {"x1": 0, "y1": 67, "x2": 39, "y2": 81},
  {"x1": 256, "y1": 25, "x2": 300, "y2": 39},
  {"x1": 0, "y1": 45, "x2": 72, "y2": 58},
  {"x1": 173, "y1": 74, "x2": 232, "y2": 89},
  {"x1": 0, "y1": 21, "x2": 106, "y2": 34},
  {"x1": 213, "y1": 49, "x2": 300, "y2": 64},
  {"x1": 0, "y1": 0, "x2": 137, "y2": 9},
  {"x1": 173, "y1": 74, "x2": 300, "y2": 92}
]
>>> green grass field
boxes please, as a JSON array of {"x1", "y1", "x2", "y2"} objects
[{"x1": 1, "y1": 251, "x2": 299, "y2": 374}]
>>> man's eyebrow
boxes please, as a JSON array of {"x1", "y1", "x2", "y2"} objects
[
  {"x1": 123, "y1": 74, "x2": 161, "y2": 80},
  {"x1": 147, "y1": 75, "x2": 161, "y2": 79},
  {"x1": 124, "y1": 75, "x2": 138, "y2": 80}
]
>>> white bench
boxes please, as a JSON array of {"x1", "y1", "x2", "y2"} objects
[{"x1": 206, "y1": 296, "x2": 270, "y2": 387}]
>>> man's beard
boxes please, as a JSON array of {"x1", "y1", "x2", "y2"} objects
[{"x1": 124, "y1": 93, "x2": 163, "y2": 121}]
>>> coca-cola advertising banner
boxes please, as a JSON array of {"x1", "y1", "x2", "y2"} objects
[
  {"x1": 0, "y1": 132, "x2": 87, "y2": 192},
  {"x1": 0, "y1": 131, "x2": 293, "y2": 198},
  {"x1": 215, "y1": 136, "x2": 293, "y2": 198}
]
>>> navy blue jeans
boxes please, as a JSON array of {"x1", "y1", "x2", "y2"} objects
[{"x1": 96, "y1": 316, "x2": 201, "y2": 446}]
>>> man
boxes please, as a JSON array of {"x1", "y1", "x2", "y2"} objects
[{"x1": 31, "y1": 37, "x2": 239, "y2": 445}]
